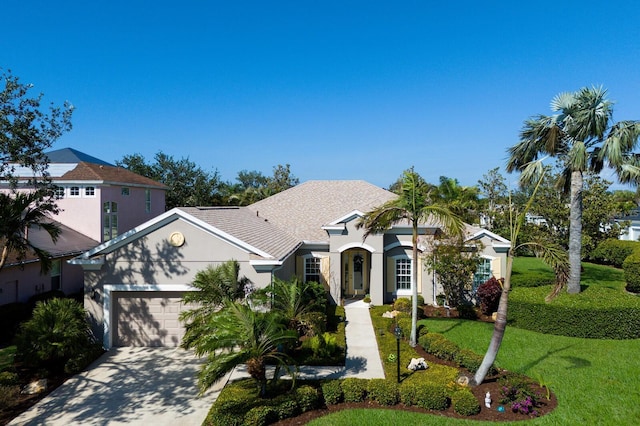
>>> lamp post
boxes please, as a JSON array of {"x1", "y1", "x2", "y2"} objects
[{"x1": 394, "y1": 324, "x2": 402, "y2": 383}]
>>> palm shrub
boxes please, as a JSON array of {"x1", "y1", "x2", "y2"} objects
[{"x1": 15, "y1": 298, "x2": 98, "y2": 374}]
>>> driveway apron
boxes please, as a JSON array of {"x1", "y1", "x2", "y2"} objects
[{"x1": 9, "y1": 347, "x2": 221, "y2": 426}]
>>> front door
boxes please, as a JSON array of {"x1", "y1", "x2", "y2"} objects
[{"x1": 353, "y1": 254, "x2": 364, "y2": 292}]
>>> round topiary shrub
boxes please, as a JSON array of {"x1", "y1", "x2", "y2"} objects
[
  {"x1": 415, "y1": 382, "x2": 449, "y2": 410},
  {"x1": 393, "y1": 297, "x2": 412, "y2": 313},
  {"x1": 321, "y1": 380, "x2": 343, "y2": 405},
  {"x1": 452, "y1": 389, "x2": 481, "y2": 416},
  {"x1": 244, "y1": 406, "x2": 277, "y2": 426},
  {"x1": 295, "y1": 385, "x2": 321, "y2": 412}
]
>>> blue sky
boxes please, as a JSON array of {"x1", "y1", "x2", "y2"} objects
[{"x1": 3, "y1": 1, "x2": 640, "y2": 189}]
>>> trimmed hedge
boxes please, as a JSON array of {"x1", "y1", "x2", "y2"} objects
[
  {"x1": 508, "y1": 300, "x2": 640, "y2": 339},
  {"x1": 341, "y1": 377, "x2": 367, "y2": 402},
  {"x1": 367, "y1": 379, "x2": 399, "y2": 406},
  {"x1": 622, "y1": 251, "x2": 640, "y2": 293},
  {"x1": 321, "y1": 380, "x2": 342, "y2": 405},
  {"x1": 591, "y1": 239, "x2": 640, "y2": 267}
]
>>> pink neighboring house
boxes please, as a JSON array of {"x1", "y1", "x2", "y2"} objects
[{"x1": 0, "y1": 148, "x2": 166, "y2": 305}]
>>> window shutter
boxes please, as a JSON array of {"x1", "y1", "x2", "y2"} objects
[
  {"x1": 491, "y1": 257, "x2": 501, "y2": 278},
  {"x1": 320, "y1": 257, "x2": 330, "y2": 290},
  {"x1": 386, "y1": 256, "x2": 394, "y2": 292},
  {"x1": 296, "y1": 256, "x2": 303, "y2": 281}
]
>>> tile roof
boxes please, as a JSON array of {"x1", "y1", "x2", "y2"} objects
[
  {"x1": 178, "y1": 206, "x2": 301, "y2": 260},
  {"x1": 2, "y1": 222, "x2": 98, "y2": 267},
  {"x1": 57, "y1": 162, "x2": 167, "y2": 189},
  {"x1": 248, "y1": 180, "x2": 398, "y2": 242}
]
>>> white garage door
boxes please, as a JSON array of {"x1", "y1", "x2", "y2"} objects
[{"x1": 113, "y1": 291, "x2": 194, "y2": 347}]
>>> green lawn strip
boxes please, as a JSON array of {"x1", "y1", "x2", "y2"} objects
[{"x1": 0, "y1": 346, "x2": 16, "y2": 372}]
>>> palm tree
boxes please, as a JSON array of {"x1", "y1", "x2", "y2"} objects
[
  {"x1": 0, "y1": 191, "x2": 60, "y2": 272},
  {"x1": 473, "y1": 172, "x2": 568, "y2": 385},
  {"x1": 507, "y1": 86, "x2": 640, "y2": 294},
  {"x1": 357, "y1": 168, "x2": 463, "y2": 346},
  {"x1": 179, "y1": 260, "x2": 251, "y2": 326},
  {"x1": 181, "y1": 299, "x2": 298, "y2": 396},
  {"x1": 434, "y1": 176, "x2": 480, "y2": 224}
]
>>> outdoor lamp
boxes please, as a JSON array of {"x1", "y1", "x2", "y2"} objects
[{"x1": 394, "y1": 325, "x2": 402, "y2": 383}]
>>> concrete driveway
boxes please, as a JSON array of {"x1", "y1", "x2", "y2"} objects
[{"x1": 9, "y1": 347, "x2": 224, "y2": 426}]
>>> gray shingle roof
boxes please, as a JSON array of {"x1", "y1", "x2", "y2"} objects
[
  {"x1": 248, "y1": 180, "x2": 398, "y2": 242},
  {"x1": 46, "y1": 148, "x2": 113, "y2": 166},
  {"x1": 178, "y1": 206, "x2": 301, "y2": 260}
]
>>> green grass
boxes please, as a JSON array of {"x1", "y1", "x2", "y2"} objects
[
  {"x1": 309, "y1": 260, "x2": 640, "y2": 425},
  {"x1": 0, "y1": 346, "x2": 16, "y2": 372}
]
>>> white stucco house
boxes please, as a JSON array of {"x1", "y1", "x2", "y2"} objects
[{"x1": 71, "y1": 180, "x2": 510, "y2": 348}]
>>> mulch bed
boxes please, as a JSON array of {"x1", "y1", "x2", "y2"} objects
[{"x1": 273, "y1": 306, "x2": 558, "y2": 425}]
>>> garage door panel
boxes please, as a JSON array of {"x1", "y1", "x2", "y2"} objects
[{"x1": 113, "y1": 291, "x2": 193, "y2": 347}]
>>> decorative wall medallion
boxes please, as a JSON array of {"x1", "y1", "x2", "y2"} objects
[{"x1": 169, "y1": 231, "x2": 185, "y2": 247}]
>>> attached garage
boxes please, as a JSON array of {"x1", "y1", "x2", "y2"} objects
[{"x1": 109, "y1": 289, "x2": 194, "y2": 347}]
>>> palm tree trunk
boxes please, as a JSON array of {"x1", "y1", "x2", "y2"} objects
[
  {"x1": 473, "y1": 252, "x2": 513, "y2": 385},
  {"x1": 567, "y1": 170, "x2": 583, "y2": 294},
  {"x1": 410, "y1": 223, "x2": 418, "y2": 347}
]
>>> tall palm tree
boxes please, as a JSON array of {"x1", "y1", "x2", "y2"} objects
[
  {"x1": 434, "y1": 176, "x2": 480, "y2": 224},
  {"x1": 357, "y1": 168, "x2": 463, "y2": 346},
  {"x1": 507, "y1": 86, "x2": 640, "y2": 294},
  {"x1": 0, "y1": 191, "x2": 60, "y2": 272},
  {"x1": 181, "y1": 299, "x2": 297, "y2": 396},
  {"x1": 473, "y1": 171, "x2": 568, "y2": 385}
]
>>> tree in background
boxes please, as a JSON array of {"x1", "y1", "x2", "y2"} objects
[
  {"x1": 507, "y1": 86, "x2": 640, "y2": 294},
  {"x1": 433, "y1": 176, "x2": 480, "y2": 224},
  {"x1": 222, "y1": 164, "x2": 299, "y2": 206},
  {"x1": 0, "y1": 70, "x2": 73, "y2": 272},
  {"x1": 117, "y1": 152, "x2": 222, "y2": 209},
  {"x1": 477, "y1": 167, "x2": 508, "y2": 231},
  {"x1": 357, "y1": 167, "x2": 463, "y2": 346},
  {"x1": 424, "y1": 235, "x2": 482, "y2": 308}
]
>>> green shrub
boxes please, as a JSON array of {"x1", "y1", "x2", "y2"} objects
[
  {"x1": 454, "y1": 349, "x2": 484, "y2": 373},
  {"x1": 367, "y1": 379, "x2": 399, "y2": 406},
  {"x1": 452, "y1": 389, "x2": 481, "y2": 416},
  {"x1": 399, "y1": 380, "x2": 421, "y2": 406},
  {"x1": 274, "y1": 398, "x2": 300, "y2": 420},
  {"x1": 429, "y1": 334, "x2": 460, "y2": 361},
  {"x1": 456, "y1": 304, "x2": 477, "y2": 320},
  {"x1": 415, "y1": 382, "x2": 449, "y2": 410},
  {"x1": 295, "y1": 385, "x2": 321, "y2": 412},
  {"x1": 0, "y1": 371, "x2": 19, "y2": 386},
  {"x1": 15, "y1": 298, "x2": 97, "y2": 374},
  {"x1": 592, "y1": 239, "x2": 640, "y2": 267},
  {"x1": 341, "y1": 378, "x2": 367, "y2": 402},
  {"x1": 508, "y1": 298, "x2": 640, "y2": 339},
  {"x1": 498, "y1": 373, "x2": 537, "y2": 404},
  {"x1": 244, "y1": 406, "x2": 277, "y2": 426},
  {"x1": 300, "y1": 311, "x2": 327, "y2": 337},
  {"x1": 396, "y1": 317, "x2": 412, "y2": 337},
  {"x1": 417, "y1": 295, "x2": 425, "y2": 306},
  {"x1": 321, "y1": 380, "x2": 343, "y2": 405},
  {"x1": 393, "y1": 297, "x2": 411, "y2": 313},
  {"x1": 623, "y1": 251, "x2": 640, "y2": 293},
  {"x1": 64, "y1": 341, "x2": 104, "y2": 374}
]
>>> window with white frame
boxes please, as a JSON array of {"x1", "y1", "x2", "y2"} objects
[
  {"x1": 103, "y1": 201, "x2": 118, "y2": 241},
  {"x1": 395, "y1": 258, "x2": 412, "y2": 291},
  {"x1": 304, "y1": 257, "x2": 321, "y2": 283},
  {"x1": 69, "y1": 186, "x2": 80, "y2": 197},
  {"x1": 473, "y1": 258, "x2": 492, "y2": 292},
  {"x1": 85, "y1": 186, "x2": 95, "y2": 197},
  {"x1": 145, "y1": 189, "x2": 151, "y2": 213},
  {"x1": 54, "y1": 186, "x2": 65, "y2": 199}
]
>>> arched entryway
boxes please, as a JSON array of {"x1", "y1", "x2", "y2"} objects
[{"x1": 342, "y1": 249, "x2": 370, "y2": 297}]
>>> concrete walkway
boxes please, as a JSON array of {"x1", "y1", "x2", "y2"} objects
[{"x1": 10, "y1": 299, "x2": 383, "y2": 425}]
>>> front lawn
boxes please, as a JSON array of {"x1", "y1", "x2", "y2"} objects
[{"x1": 308, "y1": 259, "x2": 640, "y2": 425}]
